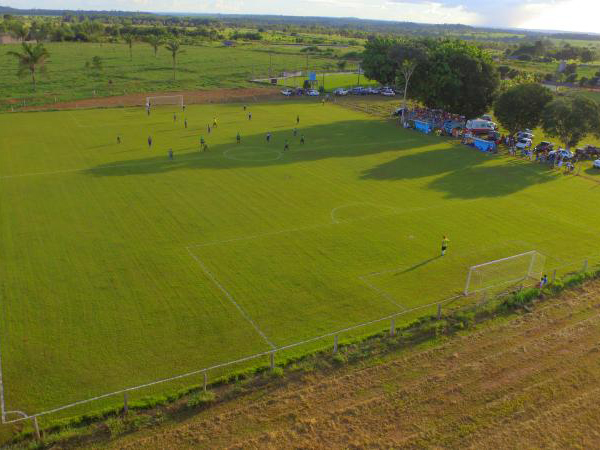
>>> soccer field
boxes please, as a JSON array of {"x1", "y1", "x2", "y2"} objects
[{"x1": 1, "y1": 100, "x2": 599, "y2": 419}]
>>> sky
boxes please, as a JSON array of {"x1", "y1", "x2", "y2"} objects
[{"x1": 5, "y1": 0, "x2": 600, "y2": 34}]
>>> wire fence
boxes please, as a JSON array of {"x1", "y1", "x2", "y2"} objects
[{"x1": 2, "y1": 252, "x2": 599, "y2": 437}]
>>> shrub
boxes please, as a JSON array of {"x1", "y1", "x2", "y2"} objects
[{"x1": 187, "y1": 390, "x2": 216, "y2": 408}]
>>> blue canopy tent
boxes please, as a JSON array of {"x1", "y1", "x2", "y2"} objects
[
  {"x1": 473, "y1": 138, "x2": 496, "y2": 153},
  {"x1": 413, "y1": 120, "x2": 433, "y2": 134}
]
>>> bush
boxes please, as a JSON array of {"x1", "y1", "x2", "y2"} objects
[{"x1": 187, "y1": 390, "x2": 216, "y2": 408}]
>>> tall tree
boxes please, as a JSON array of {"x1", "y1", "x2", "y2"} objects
[
  {"x1": 411, "y1": 39, "x2": 500, "y2": 119},
  {"x1": 7, "y1": 42, "x2": 50, "y2": 91},
  {"x1": 164, "y1": 39, "x2": 183, "y2": 80},
  {"x1": 10, "y1": 22, "x2": 29, "y2": 41},
  {"x1": 541, "y1": 97, "x2": 600, "y2": 150},
  {"x1": 146, "y1": 35, "x2": 163, "y2": 58},
  {"x1": 494, "y1": 84, "x2": 553, "y2": 135},
  {"x1": 388, "y1": 40, "x2": 428, "y2": 121},
  {"x1": 123, "y1": 33, "x2": 135, "y2": 61},
  {"x1": 361, "y1": 36, "x2": 398, "y2": 86}
]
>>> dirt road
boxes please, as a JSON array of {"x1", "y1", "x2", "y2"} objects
[{"x1": 110, "y1": 281, "x2": 600, "y2": 449}]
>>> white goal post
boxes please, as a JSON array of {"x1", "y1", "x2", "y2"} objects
[
  {"x1": 464, "y1": 251, "x2": 546, "y2": 295},
  {"x1": 146, "y1": 95, "x2": 184, "y2": 108}
]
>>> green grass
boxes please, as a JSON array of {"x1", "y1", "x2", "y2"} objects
[
  {"x1": 0, "y1": 41, "x2": 347, "y2": 110},
  {"x1": 277, "y1": 73, "x2": 375, "y2": 90},
  {"x1": 1, "y1": 100, "x2": 600, "y2": 425}
]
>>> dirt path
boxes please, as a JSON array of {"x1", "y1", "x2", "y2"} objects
[
  {"x1": 108, "y1": 282, "x2": 600, "y2": 449},
  {"x1": 21, "y1": 87, "x2": 280, "y2": 112}
]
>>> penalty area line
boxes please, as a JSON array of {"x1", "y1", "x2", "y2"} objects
[{"x1": 186, "y1": 246, "x2": 276, "y2": 350}]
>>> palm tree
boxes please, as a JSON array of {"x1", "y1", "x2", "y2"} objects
[
  {"x1": 11, "y1": 23, "x2": 30, "y2": 42},
  {"x1": 7, "y1": 42, "x2": 50, "y2": 91},
  {"x1": 146, "y1": 35, "x2": 163, "y2": 58},
  {"x1": 164, "y1": 40, "x2": 184, "y2": 80},
  {"x1": 123, "y1": 33, "x2": 135, "y2": 61}
]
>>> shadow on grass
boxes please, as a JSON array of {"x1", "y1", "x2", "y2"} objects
[
  {"x1": 395, "y1": 256, "x2": 441, "y2": 275},
  {"x1": 84, "y1": 120, "x2": 431, "y2": 177},
  {"x1": 428, "y1": 164, "x2": 558, "y2": 199}
]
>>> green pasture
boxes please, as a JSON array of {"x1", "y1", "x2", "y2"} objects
[
  {"x1": 276, "y1": 72, "x2": 375, "y2": 90},
  {"x1": 0, "y1": 41, "x2": 346, "y2": 109},
  {"x1": 1, "y1": 99, "x2": 600, "y2": 425}
]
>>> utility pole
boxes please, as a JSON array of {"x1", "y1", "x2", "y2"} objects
[
  {"x1": 357, "y1": 63, "x2": 361, "y2": 86},
  {"x1": 269, "y1": 52, "x2": 272, "y2": 78}
]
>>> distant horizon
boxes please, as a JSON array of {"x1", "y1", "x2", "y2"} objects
[{"x1": 2, "y1": 0, "x2": 600, "y2": 35}]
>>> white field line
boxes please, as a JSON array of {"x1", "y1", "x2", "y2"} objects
[
  {"x1": 0, "y1": 332, "x2": 5, "y2": 423},
  {"x1": 358, "y1": 275, "x2": 405, "y2": 310},
  {"x1": 186, "y1": 247, "x2": 276, "y2": 349},
  {"x1": 1, "y1": 293, "x2": 464, "y2": 425},
  {"x1": 4, "y1": 272, "x2": 596, "y2": 425}
]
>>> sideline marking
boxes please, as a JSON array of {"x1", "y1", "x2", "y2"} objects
[
  {"x1": 186, "y1": 247, "x2": 276, "y2": 349},
  {"x1": 0, "y1": 332, "x2": 5, "y2": 422}
]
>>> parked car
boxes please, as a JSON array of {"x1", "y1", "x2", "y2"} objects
[
  {"x1": 351, "y1": 86, "x2": 366, "y2": 95},
  {"x1": 515, "y1": 138, "x2": 532, "y2": 150},
  {"x1": 549, "y1": 149, "x2": 573, "y2": 159},
  {"x1": 593, "y1": 159, "x2": 600, "y2": 169},
  {"x1": 518, "y1": 131, "x2": 534, "y2": 140},
  {"x1": 307, "y1": 89, "x2": 320, "y2": 96},
  {"x1": 294, "y1": 88, "x2": 304, "y2": 96},
  {"x1": 480, "y1": 114, "x2": 493, "y2": 122},
  {"x1": 381, "y1": 88, "x2": 396, "y2": 97},
  {"x1": 281, "y1": 89, "x2": 293, "y2": 96},
  {"x1": 333, "y1": 88, "x2": 348, "y2": 96},
  {"x1": 368, "y1": 87, "x2": 381, "y2": 94},
  {"x1": 466, "y1": 119, "x2": 495, "y2": 135}
]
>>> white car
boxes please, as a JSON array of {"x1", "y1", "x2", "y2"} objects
[
  {"x1": 307, "y1": 89, "x2": 320, "y2": 96},
  {"x1": 594, "y1": 159, "x2": 600, "y2": 169},
  {"x1": 381, "y1": 88, "x2": 396, "y2": 97},
  {"x1": 333, "y1": 88, "x2": 348, "y2": 96},
  {"x1": 515, "y1": 138, "x2": 532, "y2": 150},
  {"x1": 518, "y1": 131, "x2": 534, "y2": 140},
  {"x1": 281, "y1": 89, "x2": 293, "y2": 96}
]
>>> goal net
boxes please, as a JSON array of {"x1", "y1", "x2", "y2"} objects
[
  {"x1": 464, "y1": 251, "x2": 546, "y2": 295},
  {"x1": 146, "y1": 95, "x2": 184, "y2": 108}
]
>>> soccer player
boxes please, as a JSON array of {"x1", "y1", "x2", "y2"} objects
[
  {"x1": 236, "y1": 132, "x2": 241, "y2": 144},
  {"x1": 203, "y1": 143, "x2": 209, "y2": 152},
  {"x1": 117, "y1": 136, "x2": 121, "y2": 144},
  {"x1": 248, "y1": 112, "x2": 252, "y2": 121},
  {"x1": 182, "y1": 105, "x2": 186, "y2": 112},
  {"x1": 173, "y1": 114, "x2": 177, "y2": 122},
  {"x1": 266, "y1": 132, "x2": 272, "y2": 143},
  {"x1": 213, "y1": 117, "x2": 218, "y2": 128},
  {"x1": 148, "y1": 136, "x2": 153, "y2": 148},
  {"x1": 284, "y1": 140, "x2": 290, "y2": 151},
  {"x1": 184, "y1": 118, "x2": 188, "y2": 129},
  {"x1": 200, "y1": 136, "x2": 205, "y2": 150},
  {"x1": 207, "y1": 124, "x2": 211, "y2": 134},
  {"x1": 243, "y1": 105, "x2": 247, "y2": 111},
  {"x1": 300, "y1": 135, "x2": 305, "y2": 145},
  {"x1": 296, "y1": 115, "x2": 300, "y2": 125},
  {"x1": 441, "y1": 235, "x2": 450, "y2": 256},
  {"x1": 168, "y1": 148, "x2": 173, "y2": 160},
  {"x1": 293, "y1": 128, "x2": 297, "y2": 137}
]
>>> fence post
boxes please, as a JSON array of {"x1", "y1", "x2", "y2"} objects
[
  {"x1": 203, "y1": 370, "x2": 207, "y2": 392},
  {"x1": 123, "y1": 392, "x2": 128, "y2": 415},
  {"x1": 333, "y1": 335, "x2": 338, "y2": 354},
  {"x1": 390, "y1": 318, "x2": 395, "y2": 337},
  {"x1": 32, "y1": 416, "x2": 41, "y2": 441},
  {"x1": 552, "y1": 269, "x2": 557, "y2": 283},
  {"x1": 270, "y1": 351, "x2": 275, "y2": 370},
  {"x1": 437, "y1": 304, "x2": 442, "y2": 320},
  {"x1": 583, "y1": 259, "x2": 588, "y2": 273}
]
